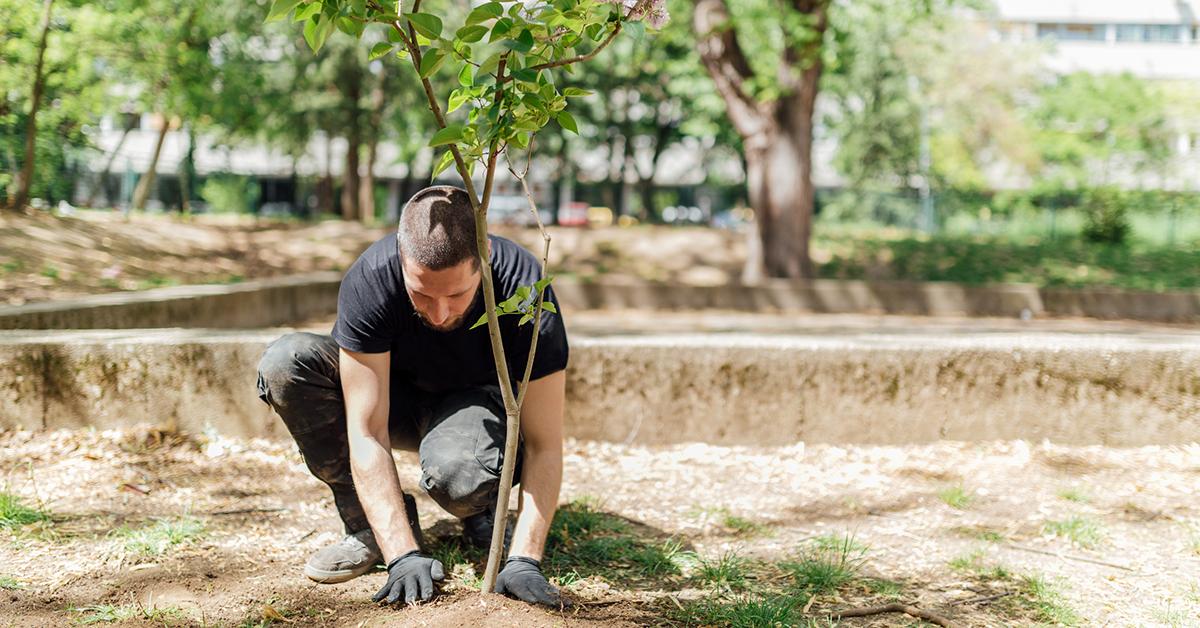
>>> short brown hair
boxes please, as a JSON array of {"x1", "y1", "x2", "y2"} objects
[{"x1": 397, "y1": 186, "x2": 478, "y2": 270}]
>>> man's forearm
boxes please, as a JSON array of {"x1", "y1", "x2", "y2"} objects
[
  {"x1": 508, "y1": 443, "x2": 562, "y2": 561},
  {"x1": 349, "y1": 434, "x2": 420, "y2": 561}
]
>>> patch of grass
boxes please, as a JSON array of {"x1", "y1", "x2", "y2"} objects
[
  {"x1": 781, "y1": 532, "x2": 869, "y2": 594},
  {"x1": 937, "y1": 485, "x2": 974, "y2": 510},
  {"x1": 721, "y1": 513, "x2": 767, "y2": 537},
  {"x1": 547, "y1": 497, "x2": 628, "y2": 547},
  {"x1": 1056, "y1": 487, "x2": 1091, "y2": 503},
  {"x1": 1185, "y1": 521, "x2": 1200, "y2": 556},
  {"x1": 1016, "y1": 574, "x2": 1079, "y2": 626},
  {"x1": 949, "y1": 524, "x2": 1006, "y2": 543},
  {"x1": 40, "y1": 265, "x2": 60, "y2": 280},
  {"x1": 236, "y1": 597, "x2": 298, "y2": 627},
  {"x1": 71, "y1": 604, "x2": 187, "y2": 625},
  {"x1": 696, "y1": 551, "x2": 749, "y2": 592},
  {"x1": 689, "y1": 506, "x2": 769, "y2": 537},
  {"x1": 543, "y1": 499, "x2": 681, "y2": 585},
  {"x1": 863, "y1": 577, "x2": 904, "y2": 600},
  {"x1": 1152, "y1": 603, "x2": 1191, "y2": 628},
  {"x1": 669, "y1": 593, "x2": 809, "y2": 628},
  {"x1": 1, "y1": 260, "x2": 22, "y2": 273},
  {"x1": 113, "y1": 516, "x2": 205, "y2": 557},
  {"x1": 1043, "y1": 516, "x2": 1105, "y2": 549},
  {"x1": 948, "y1": 548, "x2": 987, "y2": 573},
  {"x1": 0, "y1": 575, "x2": 24, "y2": 590},
  {"x1": 0, "y1": 492, "x2": 50, "y2": 528},
  {"x1": 136, "y1": 274, "x2": 180, "y2": 290}
]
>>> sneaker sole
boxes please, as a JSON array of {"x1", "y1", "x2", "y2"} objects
[{"x1": 304, "y1": 560, "x2": 380, "y2": 584}]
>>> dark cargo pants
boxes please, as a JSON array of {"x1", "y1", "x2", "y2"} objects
[{"x1": 256, "y1": 332, "x2": 522, "y2": 534}]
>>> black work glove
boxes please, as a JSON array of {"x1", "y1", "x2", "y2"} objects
[
  {"x1": 494, "y1": 556, "x2": 565, "y2": 607},
  {"x1": 372, "y1": 550, "x2": 445, "y2": 605}
]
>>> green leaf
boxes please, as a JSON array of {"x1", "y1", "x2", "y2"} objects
[
  {"x1": 534, "y1": 275, "x2": 554, "y2": 291},
  {"x1": 470, "y1": 313, "x2": 489, "y2": 330},
  {"x1": 540, "y1": 301, "x2": 558, "y2": 314},
  {"x1": 266, "y1": 0, "x2": 302, "y2": 22},
  {"x1": 519, "y1": 313, "x2": 533, "y2": 326},
  {"x1": 429, "y1": 125, "x2": 465, "y2": 147},
  {"x1": 336, "y1": 16, "x2": 364, "y2": 38},
  {"x1": 505, "y1": 28, "x2": 535, "y2": 53},
  {"x1": 448, "y1": 90, "x2": 470, "y2": 113},
  {"x1": 455, "y1": 24, "x2": 489, "y2": 43},
  {"x1": 303, "y1": 15, "x2": 335, "y2": 53},
  {"x1": 624, "y1": 20, "x2": 645, "y2": 41},
  {"x1": 515, "y1": 285, "x2": 532, "y2": 301},
  {"x1": 418, "y1": 49, "x2": 446, "y2": 78},
  {"x1": 386, "y1": 26, "x2": 406, "y2": 43},
  {"x1": 563, "y1": 87, "x2": 592, "y2": 98},
  {"x1": 406, "y1": 12, "x2": 443, "y2": 39},
  {"x1": 489, "y1": 18, "x2": 514, "y2": 42},
  {"x1": 556, "y1": 111, "x2": 578, "y2": 134},
  {"x1": 431, "y1": 150, "x2": 455, "y2": 180},
  {"x1": 466, "y1": 1, "x2": 504, "y2": 25},
  {"x1": 368, "y1": 42, "x2": 393, "y2": 61},
  {"x1": 293, "y1": 2, "x2": 321, "y2": 22},
  {"x1": 458, "y1": 64, "x2": 474, "y2": 87}
]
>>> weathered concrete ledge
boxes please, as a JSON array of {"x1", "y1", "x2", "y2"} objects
[
  {"x1": 1, "y1": 329, "x2": 1196, "y2": 446},
  {"x1": 0, "y1": 272, "x2": 341, "y2": 330},
  {"x1": 4, "y1": 275, "x2": 1199, "y2": 330}
]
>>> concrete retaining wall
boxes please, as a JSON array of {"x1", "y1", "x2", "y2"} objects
[
  {"x1": 3, "y1": 275, "x2": 1199, "y2": 330},
  {"x1": 0, "y1": 273, "x2": 341, "y2": 330},
  {"x1": 2, "y1": 330, "x2": 1196, "y2": 446}
]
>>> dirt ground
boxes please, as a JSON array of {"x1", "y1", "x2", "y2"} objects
[
  {"x1": 1, "y1": 428, "x2": 1197, "y2": 627},
  {"x1": 0, "y1": 210, "x2": 745, "y2": 306}
]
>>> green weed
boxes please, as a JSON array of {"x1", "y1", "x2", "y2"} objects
[
  {"x1": 669, "y1": 593, "x2": 806, "y2": 628},
  {"x1": 1017, "y1": 574, "x2": 1079, "y2": 626},
  {"x1": 0, "y1": 492, "x2": 50, "y2": 528},
  {"x1": 782, "y1": 533, "x2": 868, "y2": 594},
  {"x1": 1056, "y1": 488, "x2": 1091, "y2": 503},
  {"x1": 1043, "y1": 516, "x2": 1105, "y2": 549},
  {"x1": 937, "y1": 485, "x2": 974, "y2": 510},
  {"x1": 0, "y1": 575, "x2": 23, "y2": 590},
  {"x1": 696, "y1": 551, "x2": 748, "y2": 592},
  {"x1": 113, "y1": 516, "x2": 205, "y2": 557},
  {"x1": 71, "y1": 603, "x2": 187, "y2": 625}
]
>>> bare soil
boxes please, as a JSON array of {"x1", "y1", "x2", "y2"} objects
[
  {"x1": 1, "y1": 428, "x2": 1197, "y2": 626},
  {"x1": 0, "y1": 210, "x2": 744, "y2": 306}
]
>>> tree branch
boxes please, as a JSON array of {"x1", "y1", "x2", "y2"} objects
[
  {"x1": 827, "y1": 603, "x2": 957, "y2": 627},
  {"x1": 693, "y1": 0, "x2": 772, "y2": 141}
]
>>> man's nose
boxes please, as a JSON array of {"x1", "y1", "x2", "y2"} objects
[{"x1": 431, "y1": 300, "x2": 451, "y2": 324}]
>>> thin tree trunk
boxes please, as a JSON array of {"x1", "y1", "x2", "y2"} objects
[
  {"x1": 87, "y1": 124, "x2": 133, "y2": 207},
  {"x1": 340, "y1": 53, "x2": 363, "y2": 221},
  {"x1": 9, "y1": 0, "x2": 55, "y2": 211},
  {"x1": 132, "y1": 114, "x2": 171, "y2": 211},
  {"x1": 359, "y1": 68, "x2": 389, "y2": 225}
]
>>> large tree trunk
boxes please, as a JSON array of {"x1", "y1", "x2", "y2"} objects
[
  {"x1": 743, "y1": 122, "x2": 814, "y2": 279},
  {"x1": 132, "y1": 115, "x2": 171, "y2": 211},
  {"x1": 9, "y1": 0, "x2": 54, "y2": 211},
  {"x1": 694, "y1": 0, "x2": 825, "y2": 279}
]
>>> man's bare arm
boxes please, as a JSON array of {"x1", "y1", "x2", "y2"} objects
[
  {"x1": 340, "y1": 348, "x2": 420, "y2": 562},
  {"x1": 508, "y1": 369, "x2": 566, "y2": 561}
]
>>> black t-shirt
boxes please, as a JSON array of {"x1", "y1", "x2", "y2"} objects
[{"x1": 330, "y1": 233, "x2": 569, "y2": 394}]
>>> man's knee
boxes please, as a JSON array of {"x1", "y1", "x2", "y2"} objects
[
  {"x1": 419, "y1": 442, "x2": 497, "y2": 519},
  {"x1": 256, "y1": 332, "x2": 330, "y2": 404}
]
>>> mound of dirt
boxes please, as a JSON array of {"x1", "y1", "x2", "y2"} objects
[{"x1": 395, "y1": 593, "x2": 645, "y2": 627}]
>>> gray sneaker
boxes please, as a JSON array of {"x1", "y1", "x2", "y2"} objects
[{"x1": 304, "y1": 493, "x2": 422, "y2": 584}]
